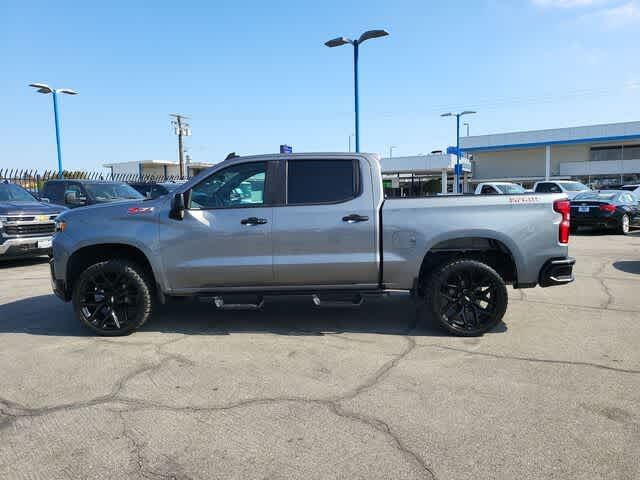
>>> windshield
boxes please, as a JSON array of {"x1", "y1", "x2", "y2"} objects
[
  {"x1": 620, "y1": 185, "x2": 639, "y2": 192},
  {"x1": 84, "y1": 183, "x2": 144, "y2": 203},
  {"x1": 0, "y1": 184, "x2": 37, "y2": 202},
  {"x1": 161, "y1": 183, "x2": 181, "y2": 192},
  {"x1": 561, "y1": 182, "x2": 589, "y2": 192},
  {"x1": 574, "y1": 192, "x2": 617, "y2": 201},
  {"x1": 496, "y1": 184, "x2": 526, "y2": 194}
]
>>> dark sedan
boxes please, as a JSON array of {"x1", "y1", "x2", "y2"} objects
[{"x1": 570, "y1": 190, "x2": 640, "y2": 235}]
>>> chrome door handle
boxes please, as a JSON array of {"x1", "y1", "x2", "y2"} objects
[
  {"x1": 241, "y1": 217, "x2": 268, "y2": 225},
  {"x1": 342, "y1": 214, "x2": 369, "y2": 223}
]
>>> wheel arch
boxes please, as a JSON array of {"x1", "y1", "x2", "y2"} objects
[
  {"x1": 66, "y1": 243, "x2": 162, "y2": 302},
  {"x1": 416, "y1": 233, "x2": 521, "y2": 295}
]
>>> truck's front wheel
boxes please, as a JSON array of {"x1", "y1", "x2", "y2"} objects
[
  {"x1": 72, "y1": 260, "x2": 153, "y2": 336},
  {"x1": 424, "y1": 259, "x2": 508, "y2": 336}
]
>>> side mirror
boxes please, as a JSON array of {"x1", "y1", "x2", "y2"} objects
[
  {"x1": 64, "y1": 191, "x2": 86, "y2": 206},
  {"x1": 170, "y1": 192, "x2": 186, "y2": 220},
  {"x1": 64, "y1": 191, "x2": 76, "y2": 204}
]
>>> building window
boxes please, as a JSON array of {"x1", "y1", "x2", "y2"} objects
[{"x1": 590, "y1": 145, "x2": 640, "y2": 161}]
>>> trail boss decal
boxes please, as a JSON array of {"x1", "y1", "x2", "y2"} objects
[{"x1": 509, "y1": 196, "x2": 541, "y2": 204}]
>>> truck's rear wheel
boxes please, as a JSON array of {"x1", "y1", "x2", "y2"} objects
[
  {"x1": 424, "y1": 259, "x2": 508, "y2": 336},
  {"x1": 72, "y1": 260, "x2": 153, "y2": 336}
]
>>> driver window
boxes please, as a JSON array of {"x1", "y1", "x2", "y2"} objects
[{"x1": 189, "y1": 162, "x2": 267, "y2": 209}]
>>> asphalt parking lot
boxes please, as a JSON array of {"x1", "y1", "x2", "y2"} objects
[{"x1": 1, "y1": 232, "x2": 639, "y2": 480}]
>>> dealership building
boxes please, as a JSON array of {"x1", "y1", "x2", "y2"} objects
[
  {"x1": 103, "y1": 159, "x2": 213, "y2": 178},
  {"x1": 460, "y1": 120, "x2": 640, "y2": 189}
]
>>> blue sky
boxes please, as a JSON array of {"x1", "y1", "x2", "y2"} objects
[{"x1": 1, "y1": 0, "x2": 639, "y2": 171}]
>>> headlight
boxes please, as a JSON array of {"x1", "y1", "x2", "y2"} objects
[{"x1": 55, "y1": 219, "x2": 67, "y2": 232}]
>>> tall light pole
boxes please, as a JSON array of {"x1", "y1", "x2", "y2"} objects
[
  {"x1": 389, "y1": 145, "x2": 397, "y2": 158},
  {"x1": 441, "y1": 111, "x2": 476, "y2": 194},
  {"x1": 325, "y1": 29, "x2": 389, "y2": 153},
  {"x1": 348, "y1": 133, "x2": 355, "y2": 152},
  {"x1": 29, "y1": 83, "x2": 78, "y2": 178},
  {"x1": 170, "y1": 114, "x2": 191, "y2": 179},
  {"x1": 464, "y1": 122, "x2": 470, "y2": 136}
]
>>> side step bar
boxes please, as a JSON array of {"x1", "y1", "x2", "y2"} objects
[
  {"x1": 198, "y1": 290, "x2": 402, "y2": 310},
  {"x1": 212, "y1": 296, "x2": 264, "y2": 310},
  {"x1": 312, "y1": 294, "x2": 363, "y2": 308}
]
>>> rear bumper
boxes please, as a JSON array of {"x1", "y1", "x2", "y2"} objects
[
  {"x1": 0, "y1": 236, "x2": 52, "y2": 257},
  {"x1": 572, "y1": 217, "x2": 619, "y2": 229},
  {"x1": 539, "y1": 257, "x2": 575, "y2": 287}
]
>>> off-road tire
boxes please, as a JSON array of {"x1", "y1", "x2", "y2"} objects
[
  {"x1": 72, "y1": 260, "x2": 153, "y2": 336},
  {"x1": 423, "y1": 259, "x2": 508, "y2": 336}
]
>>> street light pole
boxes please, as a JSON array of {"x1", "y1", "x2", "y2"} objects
[
  {"x1": 29, "y1": 83, "x2": 78, "y2": 178},
  {"x1": 389, "y1": 145, "x2": 397, "y2": 158},
  {"x1": 353, "y1": 41, "x2": 360, "y2": 153},
  {"x1": 464, "y1": 122, "x2": 470, "y2": 136},
  {"x1": 441, "y1": 110, "x2": 476, "y2": 194},
  {"x1": 51, "y1": 91, "x2": 63, "y2": 177},
  {"x1": 456, "y1": 115, "x2": 460, "y2": 192},
  {"x1": 325, "y1": 29, "x2": 389, "y2": 153}
]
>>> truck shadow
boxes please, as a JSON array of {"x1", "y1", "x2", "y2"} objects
[
  {"x1": 612, "y1": 261, "x2": 640, "y2": 275},
  {"x1": 0, "y1": 294, "x2": 507, "y2": 338}
]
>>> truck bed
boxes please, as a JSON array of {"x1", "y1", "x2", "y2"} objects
[{"x1": 381, "y1": 193, "x2": 569, "y2": 289}]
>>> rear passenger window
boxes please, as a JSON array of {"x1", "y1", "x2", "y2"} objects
[
  {"x1": 535, "y1": 183, "x2": 561, "y2": 193},
  {"x1": 44, "y1": 182, "x2": 65, "y2": 203},
  {"x1": 287, "y1": 160, "x2": 357, "y2": 204}
]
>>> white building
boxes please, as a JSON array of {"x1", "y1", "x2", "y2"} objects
[
  {"x1": 460, "y1": 120, "x2": 640, "y2": 188},
  {"x1": 103, "y1": 160, "x2": 214, "y2": 179},
  {"x1": 380, "y1": 153, "x2": 472, "y2": 195}
]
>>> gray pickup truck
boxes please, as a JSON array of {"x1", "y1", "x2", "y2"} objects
[{"x1": 50, "y1": 153, "x2": 575, "y2": 336}]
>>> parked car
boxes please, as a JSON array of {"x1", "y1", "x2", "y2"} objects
[
  {"x1": 533, "y1": 180, "x2": 590, "y2": 199},
  {"x1": 41, "y1": 179, "x2": 144, "y2": 208},
  {"x1": 474, "y1": 182, "x2": 527, "y2": 195},
  {"x1": 618, "y1": 184, "x2": 640, "y2": 198},
  {"x1": 570, "y1": 190, "x2": 640, "y2": 235},
  {"x1": 51, "y1": 153, "x2": 575, "y2": 337},
  {"x1": 128, "y1": 181, "x2": 183, "y2": 199},
  {"x1": 0, "y1": 182, "x2": 66, "y2": 259}
]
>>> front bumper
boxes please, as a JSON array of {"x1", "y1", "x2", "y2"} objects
[
  {"x1": 0, "y1": 236, "x2": 53, "y2": 257},
  {"x1": 50, "y1": 259, "x2": 70, "y2": 301},
  {"x1": 539, "y1": 257, "x2": 575, "y2": 287}
]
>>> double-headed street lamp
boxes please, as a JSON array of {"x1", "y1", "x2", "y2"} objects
[
  {"x1": 441, "y1": 110, "x2": 476, "y2": 193},
  {"x1": 325, "y1": 29, "x2": 389, "y2": 153},
  {"x1": 29, "y1": 83, "x2": 78, "y2": 178}
]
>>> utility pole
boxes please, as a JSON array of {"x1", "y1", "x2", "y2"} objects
[{"x1": 170, "y1": 114, "x2": 191, "y2": 178}]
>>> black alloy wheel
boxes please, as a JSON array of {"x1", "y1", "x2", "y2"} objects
[
  {"x1": 425, "y1": 259, "x2": 508, "y2": 336},
  {"x1": 72, "y1": 260, "x2": 153, "y2": 336}
]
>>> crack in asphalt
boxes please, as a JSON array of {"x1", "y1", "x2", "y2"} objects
[
  {"x1": 0, "y1": 329, "x2": 437, "y2": 479},
  {"x1": 421, "y1": 344, "x2": 640, "y2": 374},
  {"x1": 114, "y1": 408, "x2": 191, "y2": 480},
  {"x1": 329, "y1": 402, "x2": 439, "y2": 480}
]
